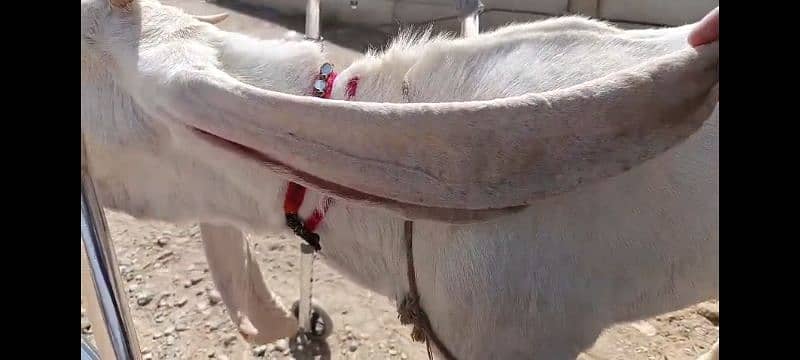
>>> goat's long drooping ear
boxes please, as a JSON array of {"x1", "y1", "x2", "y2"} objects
[{"x1": 149, "y1": 40, "x2": 717, "y2": 220}]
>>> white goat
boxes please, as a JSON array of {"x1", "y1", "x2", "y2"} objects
[{"x1": 81, "y1": 0, "x2": 719, "y2": 359}]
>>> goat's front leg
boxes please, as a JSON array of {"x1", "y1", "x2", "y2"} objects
[
  {"x1": 200, "y1": 223, "x2": 297, "y2": 344},
  {"x1": 697, "y1": 341, "x2": 719, "y2": 360}
]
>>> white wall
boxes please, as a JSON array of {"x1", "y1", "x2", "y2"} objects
[{"x1": 237, "y1": 0, "x2": 718, "y2": 28}]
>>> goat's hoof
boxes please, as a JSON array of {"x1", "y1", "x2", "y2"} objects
[{"x1": 290, "y1": 300, "x2": 333, "y2": 340}]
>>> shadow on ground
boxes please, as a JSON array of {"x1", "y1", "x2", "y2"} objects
[{"x1": 289, "y1": 335, "x2": 332, "y2": 360}]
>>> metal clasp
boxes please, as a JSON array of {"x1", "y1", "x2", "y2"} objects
[{"x1": 313, "y1": 62, "x2": 334, "y2": 97}]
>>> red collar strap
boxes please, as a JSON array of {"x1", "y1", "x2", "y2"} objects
[
  {"x1": 284, "y1": 183, "x2": 330, "y2": 251},
  {"x1": 283, "y1": 63, "x2": 354, "y2": 251}
]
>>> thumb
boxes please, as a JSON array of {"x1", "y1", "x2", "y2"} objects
[{"x1": 688, "y1": 7, "x2": 719, "y2": 47}]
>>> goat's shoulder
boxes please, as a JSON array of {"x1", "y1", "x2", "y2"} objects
[{"x1": 333, "y1": 16, "x2": 625, "y2": 102}]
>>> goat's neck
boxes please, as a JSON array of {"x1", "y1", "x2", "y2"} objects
[{"x1": 202, "y1": 39, "x2": 417, "y2": 299}]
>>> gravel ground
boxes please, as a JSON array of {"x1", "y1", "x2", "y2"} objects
[{"x1": 81, "y1": 211, "x2": 718, "y2": 360}]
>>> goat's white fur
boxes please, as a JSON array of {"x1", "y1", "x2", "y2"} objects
[{"x1": 81, "y1": 1, "x2": 718, "y2": 359}]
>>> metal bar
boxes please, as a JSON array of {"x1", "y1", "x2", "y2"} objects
[
  {"x1": 297, "y1": 243, "x2": 316, "y2": 334},
  {"x1": 305, "y1": 0, "x2": 321, "y2": 40},
  {"x1": 458, "y1": 0, "x2": 482, "y2": 37},
  {"x1": 460, "y1": 10, "x2": 480, "y2": 37},
  {"x1": 296, "y1": 0, "x2": 323, "y2": 340},
  {"x1": 81, "y1": 135, "x2": 142, "y2": 360},
  {"x1": 81, "y1": 337, "x2": 102, "y2": 360}
]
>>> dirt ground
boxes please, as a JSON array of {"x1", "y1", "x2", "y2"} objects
[
  {"x1": 81, "y1": 211, "x2": 718, "y2": 360},
  {"x1": 81, "y1": 1, "x2": 718, "y2": 359}
]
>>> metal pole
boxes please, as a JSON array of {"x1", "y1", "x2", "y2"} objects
[
  {"x1": 297, "y1": 243, "x2": 316, "y2": 334},
  {"x1": 296, "y1": 0, "x2": 323, "y2": 339},
  {"x1": 81, "y1": 336, "x2": 102, "y2": 360},
  {"x1": 305, "y1": 0, "x2": 321, "y2": 40},
  {"x1": 457, "y1": 0, "x2": 482, "y2": 37},
  {"x1": 460, "y1": 10, "x2": 480, "y2": 37},
  {"x1": 81, "y1": 134, "x2": 142, "y2": 360}
]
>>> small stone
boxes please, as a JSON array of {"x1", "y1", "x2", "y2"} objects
[
  {"x1": 136, "y1": 292, "x2": 154, "y2": 306},
  {"x1": 253, "y1": 345, "x2": 268, "y2": 356},
  {"x1": 630, "y1": 321, "x2": 657, "y2": 336},
  {"x1": 223, "y1": 334, "x2": 237, "y2": 346},
  {"x1": 182, "y1": 280, "x2": 193, "y2": 288},
  {"x1": 360, "y1": 333, "x2": 370, "y2": 340},
  {"x1": 156, "y1": 237, "x2": 169, "y2": 246},
  {"x1": 142, "y1": 352, "x2": 153, "y2": 360},
  {"x1": 127, "y1": 283, "x2": 139, "y2": 292},
  {"x1": 207, "y1": 319, "x2": 225, "y2": 331},
  {"x1": 175, "y1": 323, "x2": 189, "y2": 332},
  {"x1": 166, "y1": 336, "x2": 175, "y2": 345},
  {"x1": 349, "y1": 343, "x2": 359, "y2": 352},
  {"x1": 217, "y1": 355, "x2": 229, "y2": 360},
  {"x1": 81, "y1": 318, "x2": 92, "y2": 334},
  {"x1": 341, "y1": 309, "x2": 348, "y2": 315},
  {"x1": 135, "y1": 275, "x2": 143, "y2": 282},
  {"x1": 344, "y1": 325, "x2": 353, "y2": 333},
  {"x1": 154, "y1": 315, "x2": 165, "y2": 323},
  {"x1": 389, "y1": 349, "x2": 398, "y2": 356},
  {"x1": 274, "y1": 339, "x2": 288, "y2": 351},
  {"x1": 152, "y1": 332, "x2": 164, "y2": 339},
  {"x1": 265, "y1": 344, "x2": 275, "y2": 352},
  {"x1": 157, "y1": 250, "x2": 174, "y2": 261},
  {"x1": 164, "y1": 326, "x2": 176, "y2": 335},
  {"x1": 401, "y1": 353, "x2": 408, "y2": 359},
  {"x1": 696, "y1": 302, "x2": 719, "y2": 325},
  {"x1": 174, "y1": 297, "x2": 188, "y2": 307},
  {"x1": 208, "y1": 290, "x2": 222, "y2": 305},
  {"x1": 207, "y1": 350, "x2": 216, "y2": 358}
]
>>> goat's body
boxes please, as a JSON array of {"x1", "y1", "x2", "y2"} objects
[
  {"x1": 82, "y1": 2, "x2": 718, "y2": 358},
  {"x1": 324, "y1": 21, "x2": 718, "y2": 358}
]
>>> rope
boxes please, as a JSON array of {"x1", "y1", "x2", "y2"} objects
[{"x1": 398, "y1": 221, "x2": 458, "y2": 360}]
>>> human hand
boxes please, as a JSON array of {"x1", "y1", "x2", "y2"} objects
[{"x1": 688, "y1": 7, "x2": 719, "y2": 46}]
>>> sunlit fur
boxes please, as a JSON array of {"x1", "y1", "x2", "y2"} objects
[{"x1": 81, "y1": 1, "x2": 718, "y2": 358}]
